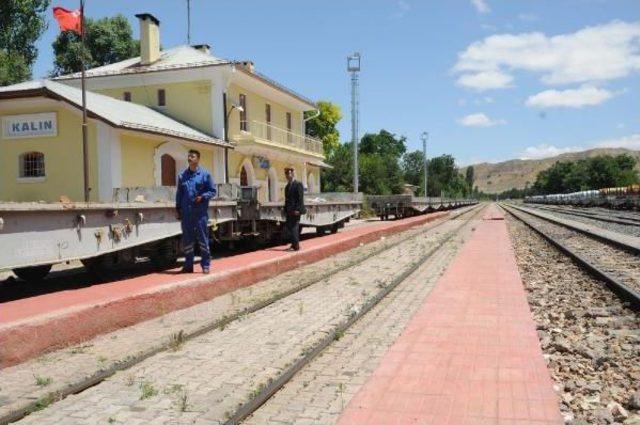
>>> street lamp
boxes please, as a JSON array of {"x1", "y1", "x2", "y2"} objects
[{"x1": 421, "y1": 131, "x2": 429, "y2": 197}]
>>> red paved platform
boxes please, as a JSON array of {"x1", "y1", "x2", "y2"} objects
[
  {"x1": 0, "y1": 211, "x2": 451, "y2": 368},
  {"x1": 338, "y1": 204, "x2": 563, "y2": 425}
]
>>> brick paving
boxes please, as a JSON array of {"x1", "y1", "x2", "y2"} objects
[
  {"x1": 12, "y1": 209, "x2": 469, "y2": 425},
  {"x1": 243, "y1": 212, "x2": 479, "y2": 425},
  {"x1": 1, "y1": 211, "x2": 450, "y2": 367},
  {"x1": 0, "y1": 211, "x2": 465, "y2": 422},
  {"x1": 338, "y1": 204, "x2": 563, "y2": 425}
]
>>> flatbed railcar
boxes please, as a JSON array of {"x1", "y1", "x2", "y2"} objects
[
  {"x1": 365, "y1": 194, "x2": 477, "y2": 220},
  {"x1": 525, "y1": 184, "x2": 640, "y2": 210},
  {"x1": 0, "y1": 184, "x2": 363, "y2": 281}
]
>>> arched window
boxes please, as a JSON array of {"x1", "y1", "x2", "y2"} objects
[{"x1": 20, "y1": 152, "x2": 45, "y2": 178}]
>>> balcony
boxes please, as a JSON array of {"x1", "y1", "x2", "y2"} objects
[{"x1": 231, "y1": 120, "x2": 324, "y2": 158}]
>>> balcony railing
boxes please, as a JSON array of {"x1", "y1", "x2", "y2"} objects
[{"x1": 238, "y1": 120, "x2": 324, "y2": 156}]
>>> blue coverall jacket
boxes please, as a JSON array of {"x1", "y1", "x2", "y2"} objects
[{"x1": 175, "y1": 167, "x2": 216, "y2": 269}]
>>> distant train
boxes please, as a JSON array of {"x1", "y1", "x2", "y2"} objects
[{"x1": 525, "y1": 184, "x2": 640, "y2": 210}]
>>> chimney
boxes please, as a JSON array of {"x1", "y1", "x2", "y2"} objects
[
  {"x1": 240, "y1": 61, "x2": 255, "y2": 73},
  {"x1": 135, "y1": 13, "x2": 160, "y2": 65},
  {"x1": 192, "y1": 44, "x2": 211, "y2": 55}
]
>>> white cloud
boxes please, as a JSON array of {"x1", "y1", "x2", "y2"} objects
[
  {"x1": 456, "y1": 70, "x2": 513, "y2": 91},
  {"x1": 519, "y1": 144, "x2": 582, "y2": 159},
  {"x1": 519, "y1": 133, "x2": 640, "y2": 160},
  {"x1": 471, "y1": 0, "x2": 490, "y2": 14},
  {"x1": 594, "y1": 133, "x2": 640, "y2": 150},
  {"x1": 458, "y1": 112, "x2": 506, "y2": 127},
  {"x1": 453, "y1": 20, "x2": 640, "y2": 90},
  {"x1": 525, "y1": 85, "x2": 615, "y2": 108}
]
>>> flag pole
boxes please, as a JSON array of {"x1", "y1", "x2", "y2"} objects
[{"x1": 80, "y1": 0, "x2": 90, "y2": 202}]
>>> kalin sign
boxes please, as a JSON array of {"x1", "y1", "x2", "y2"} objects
[{"x1": 2, "y1": 112, "x2": 58, "y2": 139}]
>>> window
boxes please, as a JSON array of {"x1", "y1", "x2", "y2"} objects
[
  {"x1": 239, "y1": 94, "x2": 247, "y2": 131},
  {"x1": 286, "y1": 112, "x2": 293, "y2": 144},
  {"x1": 20, "y1": 152, "x2": 45, "y2": 178},
  {"x1": 265, "y1": 104, "x2": 272, "y2": 140},
  {"x1": 158, "y1": 89, "x2": 166, "y2": 106},
  {"x1": 123, "y1": 91, "x2": 131, "y2": 102}
]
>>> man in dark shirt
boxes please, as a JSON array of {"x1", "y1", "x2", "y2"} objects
[{"x1": 283, "y1": 167, "x2": 305, "y2": 251}]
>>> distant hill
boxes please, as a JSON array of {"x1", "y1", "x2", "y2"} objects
[{"x1": 461, "y1": 148, "x2": 640, "y2": 194}]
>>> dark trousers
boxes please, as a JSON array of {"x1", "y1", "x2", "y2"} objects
[{"x1": 285, "y1": 214, "x2": 300, "y2": 249}]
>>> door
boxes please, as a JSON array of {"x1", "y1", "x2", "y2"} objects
[
  {"x1": 240, "y1": 166, "x2": 248, "y2": 186},
  {"x1": 161, "y1": 154, "x2": 176, "y2": 186}
]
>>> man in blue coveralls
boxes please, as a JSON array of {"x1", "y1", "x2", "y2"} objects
[{"x1": 176, "y1": 149, "x2": 216, "y2": 274}]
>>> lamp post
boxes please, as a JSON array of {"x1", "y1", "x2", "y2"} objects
[
  {"x1": 421, "y1": 131, "x2": 428, "y2": 197},
  {"x1": 347, "y1": 52, "x2": 361, "y2": 193}
]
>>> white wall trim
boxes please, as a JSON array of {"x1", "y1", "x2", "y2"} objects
[
  {"x1": 307, "y1": 171, "x2": 317, "y2": 193},
  {"x1": 267, "y1": 167, "x2": 279, "y2": 202},
  {"x1": 97, "y1": 122, "x2": 120, "y2": 201},
  {"x1": 16, "y1": 177, "x2": 46, "y2": 184},
  {"x1": 154, "y1": 141, "x2": 188, "y2": 186}
]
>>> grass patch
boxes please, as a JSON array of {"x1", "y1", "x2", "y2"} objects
[
  {"x1": 168, "y1": 330, "x2": 186, "y2": 351},
  {"x1": 34, "y1": 375, "x2": 52, "y2": 387},
  {"x1": 139, "y1": 381, "x2": 158, "y2": 400}
]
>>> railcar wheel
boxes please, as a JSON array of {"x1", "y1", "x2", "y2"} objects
[
  {"x1": 330, "y1": 224, "x2": 339, "y2": 234},
  {"x1": 12, "y1": 265, "x2": 52, "y2": 282}
]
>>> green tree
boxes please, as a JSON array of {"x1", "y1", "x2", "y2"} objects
[
  {"x1": 465, "y1": 166, "x2": 475, "y2": 189},
  {"x1": 359, "y1": 130, "x2": 407, "y2": 158},
  {"x1": 52, "y1": 14, "x2": 139, "y2": 76},
  {"x1": 427, "y1": 154, "x2": 469, "y2": 197},
  {"x1": 322, "y1": 143, "x2": 353, "y2": 192},
  {"x1": 532, "y1": 154, "x2": 639, "y2": 194},
  {"x1": 305, "y1": 101, "x2": 342, "y2": 158},
  {"x1": 402, "y1": 150, "x2": 426, "y2": 195},
  {"x1": 359, "y1": 153, "x2": 404, "y2": 195},
  {"x1": 0, "y1": 0, "x2": 50, "y2": 86}
]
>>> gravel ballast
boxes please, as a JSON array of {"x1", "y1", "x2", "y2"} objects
[{"x1": 506, "y1": 213, "x2": 640, "y2": 425}]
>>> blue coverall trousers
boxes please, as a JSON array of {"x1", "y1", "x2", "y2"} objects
[{"x1": 181, "y1": 214, "x2": 210, "y2": 270}]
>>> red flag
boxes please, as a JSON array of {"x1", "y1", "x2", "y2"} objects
[{"x1": 53, "y1": 7, "x2": 82, "y2": 34}]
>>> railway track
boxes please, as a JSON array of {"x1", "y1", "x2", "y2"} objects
[
  {"x1": 3, "y1": 204, "x2": 483, "y2": 425},
  {"x1": 506, "y1": 213, "x2": 640, "y2": 424},
  {"x1": 532, "y1": 204, "x2": 640, "y2": 227},
  {"x1": 502, "y1": 204, "x2": 640, "y2": 310}
]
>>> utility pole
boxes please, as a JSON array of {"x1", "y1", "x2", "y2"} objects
[
  {"x1": 80, "y1": 0, "x2": 89, "y2": 202},
  {"x1": 186, "y1": 0, "x2": 191, "y2": 44},
  {"x1": 347, "y1": 52, "x2": 361, "y2": 193},
  {"x1": 421, "y1": 131, "x2": 428, "y2": 197}
]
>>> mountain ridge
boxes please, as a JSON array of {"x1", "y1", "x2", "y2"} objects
[{"x1": 460, "y1": 147, "x2": 640, "y2": 194}]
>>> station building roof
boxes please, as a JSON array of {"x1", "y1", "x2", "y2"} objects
[
  {"x1": 52, "y1": 45, "x2": 317, "y2": 110},
  {"x1": 0, "y1": 79, "x2": 231, "y2": 148},
  {"x1": 53, "y1": 45, "x2": 229, "y2": 80}
]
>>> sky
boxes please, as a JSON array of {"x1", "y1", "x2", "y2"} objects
[{"x1": 32, "y1": 0, "x2": 640, "y2": 165}]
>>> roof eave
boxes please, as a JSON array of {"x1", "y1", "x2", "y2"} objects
[
  {"x1": 234, "y1": 66, "x2": 317, "y2": 110},
  {"x1": 52, "y1": 61, "x2": 232, "y2": 81},
  {"x1": 0, "y1": 87, "x2": 234, "y2": 149}
]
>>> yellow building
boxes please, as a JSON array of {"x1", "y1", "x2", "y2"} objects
[{"x1": 0, "y1": 12, "x2": 327, "y2": 203}]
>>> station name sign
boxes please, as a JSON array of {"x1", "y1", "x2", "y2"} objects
[{"x1": 1, "y1": 112, "x2": 58, "y2": 139}]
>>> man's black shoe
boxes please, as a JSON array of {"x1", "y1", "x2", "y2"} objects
[{"x1": 180, "y1": 267, "x2": 194, "y2": 273}]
